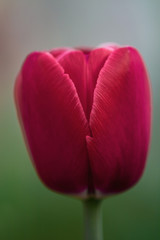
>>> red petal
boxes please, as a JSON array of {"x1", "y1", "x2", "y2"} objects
[
  {"x1": 87, "y1": 47, "x2": 151, "y2": 195},
  {"x1": 58, "y1": 50, "x2": 88, "y2": 117},
  {"x1": 15, "y1": 52, "x2": 90, "y2": 195},
  {"x1": 50, "y1": 48, "x2": 71, "y2": 59},
  {"x1": 87, "y1": 48, "x2": 112, "y2": 119}
]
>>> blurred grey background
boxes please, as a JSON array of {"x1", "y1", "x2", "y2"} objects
[{"x1": 0, "y1": 0, "x2": 159, "y2": 239}]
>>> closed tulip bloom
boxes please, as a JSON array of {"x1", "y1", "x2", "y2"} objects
[{"x1": 14, "y1": 44, "x2": 151, "y2": 198}]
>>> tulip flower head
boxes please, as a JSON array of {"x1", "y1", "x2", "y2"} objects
[{"x1": 14, "y1": 43, "x2": 151, "y2": 199}]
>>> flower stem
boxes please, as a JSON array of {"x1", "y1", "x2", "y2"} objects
[{"x1": 83, "y1": 199, "x2": 103, "y2": 240}]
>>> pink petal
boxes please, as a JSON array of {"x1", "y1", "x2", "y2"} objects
[
  {"x1": 87, "y1": 47, "x2": 151, "y2": 195},
  {"x1": 98, "y1": 42, "x2": 120, "y2": 51},
  {"x1": 15, "y1": 52, "x2": 90, "y2": 195}
]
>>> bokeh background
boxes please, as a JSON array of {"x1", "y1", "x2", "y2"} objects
[{"x1": 0, "y1": 0, "x2": 160, "y2": 239}]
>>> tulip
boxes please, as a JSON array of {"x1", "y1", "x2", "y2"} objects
[{"x1": 14, "y1": 43, "x2": 151, "y2": 240}]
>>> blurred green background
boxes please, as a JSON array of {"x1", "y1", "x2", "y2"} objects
[{"x1": 0, "y1": 0, "x2": 160, "y2": 239}]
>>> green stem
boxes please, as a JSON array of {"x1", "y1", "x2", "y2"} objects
[{"x1": 83, "y1": 199, "x2": 103, "y2": 240}]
